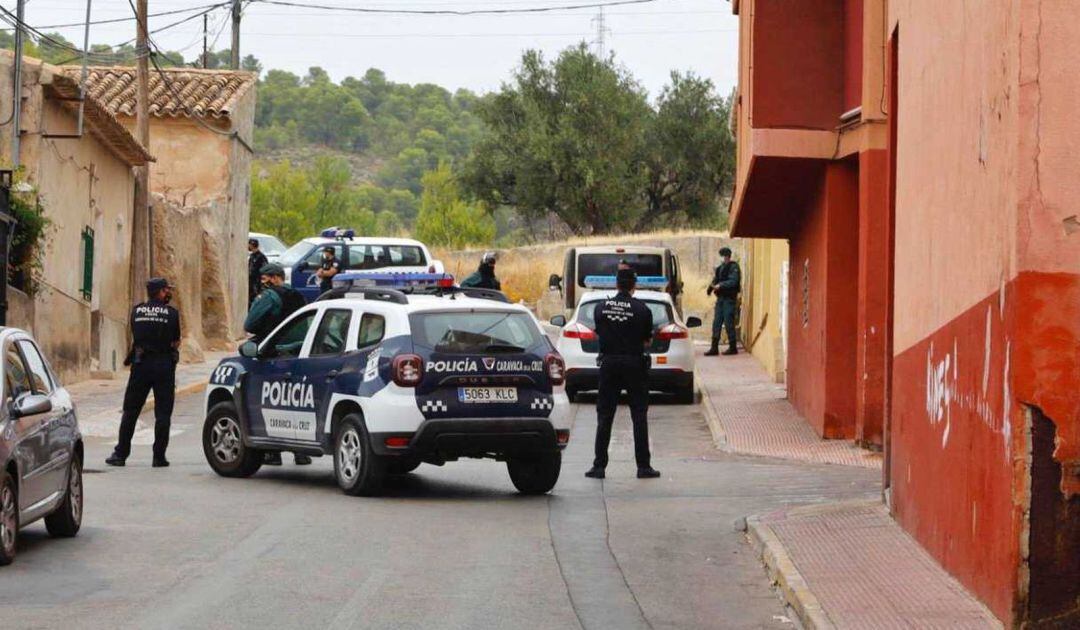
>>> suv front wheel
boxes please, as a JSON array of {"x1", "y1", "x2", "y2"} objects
[
  {"x1": 507, "y1": 452, "x2": 561, "y2": 495},
  {"x1": 0, "y1": 470, "x2": 17, "y2": 565},
  {"x1": 203, "y1": 402, "x2": 263, "y2": 478},
  {"x1": 334, "y1": 414, "x2": 385, "y2": 496}
]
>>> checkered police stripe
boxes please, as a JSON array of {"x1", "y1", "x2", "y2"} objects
[
  {"x1": 421, "y1": 399, "x2": 448, "y2": 413},
  {"x1": 607, "y1": 314, "x2": 629, "y2": 322},
  {"x1": 530, "y1": 397, "x2": 554, "y2": 411}
]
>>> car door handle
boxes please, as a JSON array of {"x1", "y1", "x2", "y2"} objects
[
  {"x1": 326, "y1": 370, "x2": 339, "y2": 380},
  {"x1": 283, "y1": 373, "x2": 293, "y2": 380}
]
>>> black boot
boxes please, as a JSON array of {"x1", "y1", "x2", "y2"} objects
[
  {"x1": 704, "y1": 337, "x2": 720, "y2": 356},
  {"x1": 637, "y1": 467, "x2": 661, "y2": 479},
  {"x1": 294, "y1": 454, "x2": 312, "y2": 465},
  {"x1": 722, "y1": 345, "x2": 738, "y2": 356},
  {"x1": 105, "y1": 453, "x2": 126, "y2": 467},
  {"x1": 584, "y1": 467, "x2": 605, "y2": 479}
]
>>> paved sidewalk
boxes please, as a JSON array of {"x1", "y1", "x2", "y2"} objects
[
  {"x1": 696, "y1": 348, "x2": 882, "y2": 468},
  {"x1": 747, "y1": 500, "x2": 1001, "y2": 629},
  {"x1": 68, "y1": 352, "x2": 228, "y2": 439}
]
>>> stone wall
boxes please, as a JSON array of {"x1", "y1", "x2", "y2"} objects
[{"x1": 151, "y1": 195, "x2": 206, "y2": 362}]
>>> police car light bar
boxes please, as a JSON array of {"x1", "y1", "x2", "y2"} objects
[
  {"x1": 320, "y1": 227, "x2": 356, "y2": 239},
  {"x1": 582, "y1": 275, "x2": 669, "y2": 290},
  {"x1": 333, "y1": 272, "x2": 455, "y2": 290}
]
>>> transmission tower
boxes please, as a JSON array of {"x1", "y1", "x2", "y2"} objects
[{"x1": 591, "y1": 7, "x2": 610, "y2": 58}]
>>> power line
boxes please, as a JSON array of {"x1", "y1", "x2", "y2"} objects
[
  {"x1": 249, "y1": 0, "x2": 661, "y2": 16},
  {"x1": 34, "y1": 3, "x2": 230, "y2": 30},
  {"x1": 241, "y1": 28, "x2": 735, "y2": 39}
]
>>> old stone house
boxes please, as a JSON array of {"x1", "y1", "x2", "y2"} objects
[
  {"x1": 0, "y1": 52, "x2": 152, "y2": 382},
  {"x1": 68, "y1": 66, "x2": 256, "y2": 355}
]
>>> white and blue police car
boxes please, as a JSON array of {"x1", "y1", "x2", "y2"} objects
[{"x1": 201, "y1": 274, "x2": 571, "y2": 496}]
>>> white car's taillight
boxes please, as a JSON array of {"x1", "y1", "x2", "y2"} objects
[
  {"x1": 392, "y1": 354, "x2": 424, "y2": 387},
  {"x1": 545, "y1": 353, "x2": 566, "y2": 386},
  {"x1": 562, "y1": 323, "x2": 597, "y2": 341},
  {"x1": 656, "y1": 323, "x2": 689, "y2": 340}
]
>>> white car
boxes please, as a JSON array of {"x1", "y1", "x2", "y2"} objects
[
  {"x1": 202, "y1": 278, "x2": 570, "y2": 496},
  {"x1": 248, "y1": 232, "x2": 288, "y2": 262},
  {"x1": 552, "y1": 288, "x2": 701, "y2": 404}
]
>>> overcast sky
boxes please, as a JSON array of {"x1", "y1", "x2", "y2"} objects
[{"x1": 27, "y1": 0, "x2": 738, "y2": 98}]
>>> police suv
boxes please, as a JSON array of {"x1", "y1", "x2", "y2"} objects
[{"x1": 202, "y1": 274, "x2": 571, "y2": 496}]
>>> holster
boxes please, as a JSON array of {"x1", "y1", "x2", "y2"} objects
[{"x1": 123, "y1": 346, "x2": 145, "y2": 367}]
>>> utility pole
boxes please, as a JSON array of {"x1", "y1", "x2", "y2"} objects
[
  {"x1": 230, "y1": 0, "x2": 241, "y2": 69},
  {"x1": 11, "y1": 0, "x2": 25, "y2": 168},
  {"x1": 132, "y1": 0, "x2": 151, "y2": 298},
  {"x1": 202, "y1": 13, "x2": 208, "y2": 68}
]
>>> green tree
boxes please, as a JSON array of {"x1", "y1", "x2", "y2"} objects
[
  {"x1": 640, "y1": 72, "x2": 736, "y2": 230},
  {"x1": 460, "y1": 45, "x2": 651, "y2": 235},
  {"x1": 415, "y1": 164, "x2": 495, "y2": 249},
  {"x1": 250, "y1": 161, "x2": 318, "y2": 244}
]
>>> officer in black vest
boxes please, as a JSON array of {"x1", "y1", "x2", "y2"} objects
[
  {"x1": 706, "y1": 247, "x2": 741, "y2": 356},
  {"x1": 585, "y1": 268, "x2": 662, "y2": 480},
  {"x1": 242, "y1": 263, "x2": 312, "y2": 466},
  {"x1": 247, "y1": 238, "x2": 268, "y2": 307},
  {"x1": 315, "y1": 245, "x2": 341, "y2": 295},
  {"x1": 106, "y1": 278, "x2": 181, "y2": 468}
]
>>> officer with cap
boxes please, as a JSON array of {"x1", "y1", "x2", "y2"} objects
[
  {"x1": 460, "y1": 251, "x2": 501, "y2": 290},
  {"x1": 243, "y1": 262, "x2": 312, "y2": 466},
  {"x1": 106, "y1": 278, "x2": 181, "y2": 468},
  {"x1": 706, "y1": 247, "x2": 741, "y2": 356},
  {"x1": 315, "y1": 245, "x2": 340, "y2": 295},
  {"x1": 585, "y1": 268, "x2": 662, "y2": 480},
  {"x1": 247, "y1": 238, "x2": 268, "y2": 307}
]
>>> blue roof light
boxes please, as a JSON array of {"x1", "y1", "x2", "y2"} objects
[
  {"x1": 583, "y1": 275, "x2": 669, "y2": 290},
  {"x1": 319, "y1": 227, "x2": 356, "y2": 239},
  {"x1": 333, "y1": 272, "x2": 455, "y2": 290}
]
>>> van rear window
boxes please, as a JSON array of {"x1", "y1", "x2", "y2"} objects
[{"x1": 577, "y1": 254, "x2": 663, "y2": 285}]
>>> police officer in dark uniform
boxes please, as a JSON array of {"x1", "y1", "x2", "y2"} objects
[
  {"x1": 315, "y1": 245, "x2": 340, "y2": 295},
  {"x1": 460, "y1": 251, "x2": 501, "y2": 290},
  {"x1": 242, "y1": 263, "x2": 312, "y2": 466},
  {"x1": 248, "y1": 238, "x2": 268, "y2": 307},
  {"x1": 106, "y1": 278, "x2": 181, "y2": 468},
  {"x1": 706, "y1": 247, "x2": 741, "y2": 356},
  {"x1": 585, "y1": 268, "x2": 662, "y2": 480}
]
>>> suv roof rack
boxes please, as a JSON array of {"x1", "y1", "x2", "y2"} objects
[{"x1": 315, "y1": 286, "x2": 409, "y2": 305}]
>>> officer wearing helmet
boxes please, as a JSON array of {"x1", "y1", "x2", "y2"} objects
[
  {"x1": 460, "y1": 251, "x2": 501, "y2": 290},
  {"x1": 242, "y1": 262, "x2": 312, "y2": 466},
  {"x1": 585, "y1": 268, "x2": 661, "y2": 480},
  {"x1": 106, "y1": 277, "x2": 181, "y2": 468}
]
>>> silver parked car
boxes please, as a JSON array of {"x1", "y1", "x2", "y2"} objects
[{"x1": 0, "y1": 327, "x2": 82, "y2": 565}]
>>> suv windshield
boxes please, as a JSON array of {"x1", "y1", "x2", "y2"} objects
[
  {"x1": 279, "y1": 240, "x2": 314, "y2": 267},
  {"x1": 410, "y1": 311, "x2": 544, "y2": 354},
  {"x1": 577, "y1": 253, "x2": 664, "y2": 285},
  {"x1": 347, "y1": 244, "x2": 427, "y2": 269}
]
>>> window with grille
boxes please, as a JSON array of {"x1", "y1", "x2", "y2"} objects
[{"x1": 80, "y1": 226, "x2": 94, "y2": 300}]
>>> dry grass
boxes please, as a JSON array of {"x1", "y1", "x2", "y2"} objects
[{"x1": 440, "y1": 251, "x2": 562, "y2": 306}]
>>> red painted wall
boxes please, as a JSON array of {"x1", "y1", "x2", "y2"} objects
[
  {"x1": 842, "y1": 0, "x2": 864, "y2": 113},
  {"x1": 855, "y1": 149, "x2": 888, "y2": 447},
  {"x1": 752, "y1": 0, "x2": 844, "y2": 129},
  {"x1": 787, "y1": 159, "x2": 860, "y2": 438}
]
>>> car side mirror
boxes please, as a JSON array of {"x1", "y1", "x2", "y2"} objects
[
  {"x1": 685, "y1": 316, "x2": 703, "y2": 329},
  {"x1": 11, "y1": 393, "x2": 52, "y2": 418},
  {"x1": 239, "y1": 341, "x2": 259, "y2": 358},
  {"x1": 548, "y1": 274, "x2": 562, "y2": 291},
  {"x1": 550, "y1": 315, "x2": 567, "y2": 327}
]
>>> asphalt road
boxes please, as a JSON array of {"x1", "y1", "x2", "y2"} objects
[{"x1": 0, "y1": 390, "x2": 878, "y2": 630}]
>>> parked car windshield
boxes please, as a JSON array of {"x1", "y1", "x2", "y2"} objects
[
  {"x1": 258, "y1": 235, "x2": 288, "y2": 255},
  {"x1": 577, "y1": 253, "x2": 664, "y2": 285},
  {"x1": 346, "y1": 244, "x2": 427, "y2": 269},
  {"x1": 409, "y1": 311, "x2": 543, "y2": 354}
]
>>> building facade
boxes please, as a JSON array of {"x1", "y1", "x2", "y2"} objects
[
  {"x1": 731, "y1": 1, "x2": 1079, "y2": 626},
  {"x1": 740, "y1": 238, "x2": 788, "y2": 383},
  {"x1": 0, "y1": 53, "x2": 151, "y2": 382},
  {"x1": 72, "y1": 66, "x2": 256, "y2": 347}
]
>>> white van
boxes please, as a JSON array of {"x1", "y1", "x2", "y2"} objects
[{"x1": 554, "y1": 245, "x2": 685, "y2": 314}]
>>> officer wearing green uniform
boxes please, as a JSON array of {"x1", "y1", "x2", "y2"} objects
[
  {"x1": 460, "y1": 252, "x2": 501, "y2": 290},
  {"x1": 243, "y1": 262, "x2": 312, "y2": 466},
  {"x1": 706, "y1": 247, "x2": 741, "y2": 356}
]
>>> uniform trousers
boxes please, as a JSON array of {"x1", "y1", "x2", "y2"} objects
[
  {"x1": 712, "y1": 297, "x2": 738, "y2": 350},
  {"x1": 114, "y1": 355, "x2": 176, "y2": 460},
  {"x1": 594, "y1": 354, "x2": 651, "y2": 469}
]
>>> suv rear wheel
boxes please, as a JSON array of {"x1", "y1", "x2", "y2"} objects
[
  {"x1": 0, "y1": 470, "x2": 17, "y2": 565},
  {"x1": 203, "y1": 402, "x2": 263, "y2": 478},
  {"x1": 334, "y1": 414, "x2": 385, "y2": 496},
  {"x1": 507, "y1": 452, "x2": 561, "y2": 495},
  {"x1": 45, "y1": 454, "x2": 82, "y2": 537}
]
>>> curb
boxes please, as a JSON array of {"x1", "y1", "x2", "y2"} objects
[
  {"x1": 746, "y1": 515, "x2": 836, "y2": 630},
  {"x1": 698, "y1": 380, "x2": 728, "y2": 449}
]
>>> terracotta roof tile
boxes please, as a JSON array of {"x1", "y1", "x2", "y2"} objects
[
  {"x1": 44, "y1": 70, "x2": 153, "y2": 166},
  {"x1": 61, "y1": 66, "x2": 255, "y2": 120}
]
